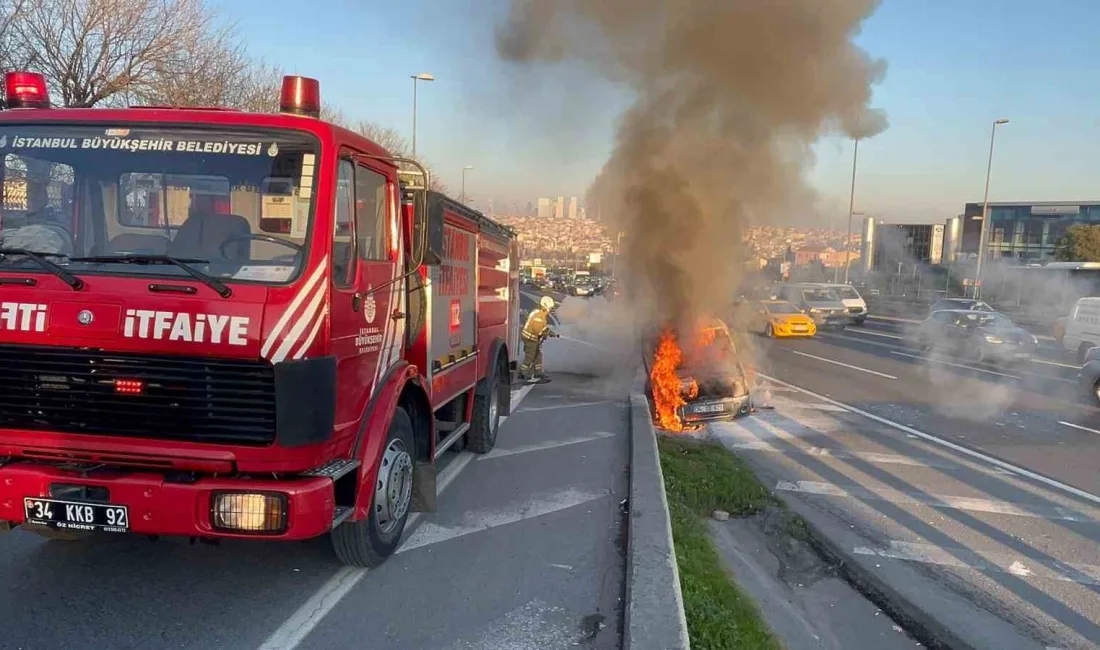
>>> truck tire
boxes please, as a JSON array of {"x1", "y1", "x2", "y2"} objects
[
  {"x1": 468, "y1": 355, "x2": 508, "y2": 454},
  {"x1": 1078, "y1": 342, "x2": 1095, "y2": 365},
  {"x1": 331, "y1": 408, "x2": 415, "y2": 568}
]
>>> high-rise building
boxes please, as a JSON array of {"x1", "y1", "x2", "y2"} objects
[
  {"x1": 526, "y1": 201, "x2": 534, "y2": 216},
  {"x1": 537, "y1": 197, "x2": 552, "y2": 219},
  {"x1": 554, "y1": 196, "x2": 565, "y2": 220},
  {"x1": 567, "y1": 196, "x2": 579, "y2": 220}
]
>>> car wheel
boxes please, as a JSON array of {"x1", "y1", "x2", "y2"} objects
[
  {"x1": 765, "y1": 323, "x2": 775, "y2": 339},
  {"x1": 855, "y1": 317, "x2": 866, "y2": 326},
  {"x1": 1093, "y1": 380, "x2": 1100, "y2": 407}
]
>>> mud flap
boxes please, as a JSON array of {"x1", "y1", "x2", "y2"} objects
[
  {"x1": 411, "y1": 461, "x2": 437, "y2": 512},
  {"x1": 0, "y1": 520, "x2": 13, "y2": 533}
]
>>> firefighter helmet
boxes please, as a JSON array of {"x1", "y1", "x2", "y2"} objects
[{"x1": 540, "y1": 296, "x2": 555, "y2": 311}]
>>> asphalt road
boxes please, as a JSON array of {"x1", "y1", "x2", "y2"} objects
[
  {"x1": 721, "y1": 315, "x2": 1100, "y2": 649},
  {"x1": 0, "y1": 291, "x2": 631, "y2": 650}
]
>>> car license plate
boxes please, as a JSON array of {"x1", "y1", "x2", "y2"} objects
[
  {"x1": 792, "y1": 325, "x2": 807, "y2": 331},
  {"x1": 24, "y1": 497, "x2": 129, "y2": 533},
  {"x1": 692, "y1": 402, "x2": 727, "y2": 414}
]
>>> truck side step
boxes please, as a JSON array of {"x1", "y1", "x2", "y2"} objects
[
  {"x1": 332, "y1": 506, "x2": 354, "y2": 527},
  {"x1": 434, "y1": 423, "x2": 471, "y2": 460},
  {"x1": 301, "y1": 458, "x2": 361, "y2": 479}
]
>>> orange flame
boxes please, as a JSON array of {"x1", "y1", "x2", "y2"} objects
[{"x1": 650, "y1": 330, "x2": 687, "y2": 432}]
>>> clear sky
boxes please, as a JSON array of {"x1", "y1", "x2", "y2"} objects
[{"x1": 229, "y1": 0, "x2": 1100, "y2": 224}]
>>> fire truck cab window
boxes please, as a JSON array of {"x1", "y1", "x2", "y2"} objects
[
  {"x1": 354, "y1": 163, "x2": 387, "y2": 261},
  {"x1": 0, "y1": 125, "x2": 319, "y2": 285},
  {"x1": 332, "y1": 159, "x2": 356, "y2": 287}
]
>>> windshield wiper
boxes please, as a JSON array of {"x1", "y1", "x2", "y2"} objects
[
  {"x1": 0, "y1": 248, "x2": 84, "y2": 290},
  {"x1": 72, "y1": 254, "x2": 231, "y2": 299}
]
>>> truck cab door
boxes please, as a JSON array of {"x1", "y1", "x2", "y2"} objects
[{"x1": 328, "y1": 157, "x2": 401, "y2": 432}]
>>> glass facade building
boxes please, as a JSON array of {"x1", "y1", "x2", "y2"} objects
[{"x1": 960, "y1": 201, "x2": 1100, "y2": 262}]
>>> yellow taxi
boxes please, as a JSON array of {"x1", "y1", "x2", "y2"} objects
[{"x1": 750, "y1": 300, "x2": 817, "y2": 338}]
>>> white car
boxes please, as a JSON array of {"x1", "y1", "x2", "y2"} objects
[
  {"x1": 1061, "y1": 296, "x2": 1100, "y2": 363},
  {"x1": 826, "y1": 283, "x2": 868, "y2": 326}
]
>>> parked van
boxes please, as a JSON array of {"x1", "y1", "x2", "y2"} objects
[{"x1": 1061, "y1": 297, "x2": 1100, "y2": 363}]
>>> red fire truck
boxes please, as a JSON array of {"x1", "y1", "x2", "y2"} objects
[{"x1": 0, "y1": 72, "x2": 521, "y2": 567}]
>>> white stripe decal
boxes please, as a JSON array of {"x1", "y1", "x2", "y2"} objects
[
  {"x1": 261, "y1": 258, "x2": 328, "y2": 358},
  {"x1": 293, "y1": 304, "x2": 328, "y2": 360},
  {"x1": 271, "y1": 284, "x2": 327, "y2": 363}
]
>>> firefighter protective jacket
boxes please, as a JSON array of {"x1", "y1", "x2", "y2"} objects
[{"x1": 522, "y1": 308, "x2": 554, "y2": 341}]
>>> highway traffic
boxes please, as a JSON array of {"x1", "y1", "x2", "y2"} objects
[{"x1": 730, "y1": 313, "x2": 1100, "y2": 649}]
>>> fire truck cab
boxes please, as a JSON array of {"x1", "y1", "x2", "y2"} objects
[{"x1": 0, "y1": 73, "x2": 521, "y2": 567}]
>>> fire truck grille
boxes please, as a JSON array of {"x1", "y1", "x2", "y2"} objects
[{"x1": 0, "y1": 344, "x2": 276, "y2": 446}]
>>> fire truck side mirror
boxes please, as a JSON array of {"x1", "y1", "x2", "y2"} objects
[{"x1": 418, "y1": 192, "x2": 446, "y2": 266}]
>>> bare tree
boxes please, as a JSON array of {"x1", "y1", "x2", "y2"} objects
[
  {"x1": 0, "y1": 0, "x2": 27, "y2": 75},
  {"x1": 9, "y1": 0, "x2": 225, "y2": 107}
]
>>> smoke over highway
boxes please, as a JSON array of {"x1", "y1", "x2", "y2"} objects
[{"x1": 497, "y1": 0, "x2": 888, "y2": 327}]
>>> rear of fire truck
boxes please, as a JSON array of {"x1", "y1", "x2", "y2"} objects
[{"x1": 0, "y1": 72, "x2": 519, "y2": 568}]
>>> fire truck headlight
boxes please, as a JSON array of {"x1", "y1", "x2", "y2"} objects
[{"x1": 211, "y1": 492, "x2": 288, "y2": 534}]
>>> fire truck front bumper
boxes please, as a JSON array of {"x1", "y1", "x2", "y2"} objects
[{"x1": 0, "y1": 461, "x2": 337, "y2": 540}]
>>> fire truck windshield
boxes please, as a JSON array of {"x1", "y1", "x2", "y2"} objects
[{"x1": 0, "y1": 125, "x2": 319, "y2": 285}]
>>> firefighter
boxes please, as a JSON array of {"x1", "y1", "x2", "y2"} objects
[{"x1": 519, "y1": 296, "x2": 559, "y2": 383}]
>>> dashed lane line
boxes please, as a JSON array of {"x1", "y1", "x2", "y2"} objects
[
  {"x1": 775, "y1": 479, "x2": 1096, "y2": 522},
  {"x1": 758, "y1": 373, "x2": 1100, "y2": 508},
  {"x1": 854, "y1": 540, "x2": 1100, "y2": 587},
  {"x1": 888, "y1": 350, "x2": 1021, "y2": 379},
  {"x1": 258, "y1": 384, "x2": 536, "y2": 650},
  {"x1": 789, "y1": 349, "x2": 897, "y2": 380},
  {"x1": 477, "y1": 431, "x2": 616, "y2": 460},
  {"x1": 1058, "y1": 421, "x2": 1100, "y2": 436}
]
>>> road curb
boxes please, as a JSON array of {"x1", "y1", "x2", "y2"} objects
[{"x1": 624, "y1": 372, "x2": 691, "y2": 650}]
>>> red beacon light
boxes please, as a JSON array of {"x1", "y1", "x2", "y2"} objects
[
  {"x1": 279, "y1": 75, "x2": 321, "y2": 118},
  {"x1": 4, "y1": 71, "x2": 50, "y2": 109}
]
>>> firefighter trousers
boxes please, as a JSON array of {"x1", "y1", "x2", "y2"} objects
[{"x1": 519, "y1": 337, "x2": 543, "y2": 378}]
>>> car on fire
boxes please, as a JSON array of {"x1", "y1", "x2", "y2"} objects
[
  {"x1": 911, "y1": 310, "x2": 1038, "y2": 366},
  {"x1": 745, "y1": 300, "x2": 816, "y2": 338},
  {"x1": 644, "y1": 318, "x2": 752, "y2": 430}
]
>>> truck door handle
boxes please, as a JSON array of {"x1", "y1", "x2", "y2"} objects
[{"x1": 351, "y1": 293, "x2": 362, "y2": 311}]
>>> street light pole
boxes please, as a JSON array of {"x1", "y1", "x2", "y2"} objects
[
  {"x1": 973, "y1": 118, "x2": 1009, "y2": 300},
  {"x1": 460, "y1": 165, "x2": 473, "y2": 204},
  {"x1": 842, "y1": 137, "x2": 860, "y2": 284},
  {"x1": 410, "y1": 73, "x2": 435, "y2": 159}
]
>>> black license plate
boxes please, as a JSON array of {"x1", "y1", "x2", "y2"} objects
[{"x1": 24, "y1": 497, "x2": 129, "y2": 533}]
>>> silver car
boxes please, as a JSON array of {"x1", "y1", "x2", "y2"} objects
[{"x1": 773, "y1": 283, "x2": 850, "y2": 329}]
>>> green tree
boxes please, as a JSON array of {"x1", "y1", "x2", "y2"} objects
[{"x1": 1055, "y1": 224, "x2": 1100, "y2": 262}]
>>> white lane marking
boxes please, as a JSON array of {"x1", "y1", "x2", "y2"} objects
[
  {"x1": 397, "y1": 488, "x2": 606, "y2": 554},
  {"x1": 256, "y1": 452, "x2": 473, "y2": 650},
  {"x1": 775, "y1": 480, "x2": 1094, "y2": 522},
  {"x1": 477, "y1": 431, "x2": 616, "y2": 460},
  {"x1": 259, "y1": 384, "x2": 535, "y2": 650},
  {"x1": 1058, "y1": 421, "x2": 1100, "y2": 436},
  {"x1": 724, "y1": 438, "x2": 956, "y2": 469},
  {"x1": 846, "y1": 328, "x2": 903, "y2": 340},
  {"x1": 517, "y1": 400, "x2": 617, "y2": 413},
  {"x1": 789, "y1": 350, "x2": 897, "y2": 380},
  {"x1": 854, "y1": 540, "x2": 1100, "y2": 587},
  {"x1": 889, "y1": 350, "x2": 1020, "y2": 379},
  {"x1": 867, "y1": 314, "x2": 919, "y2": 324},
  {"x1": 500, "y1": 384, "x2": 534, "y2": 427},
  {"x1": 761, "y1": 373, "x2": 1100, "y2": 508},
  {"x1": 1032, "y1": 358, "x2": 1081, "y2": 369},
  {"x1": 767, "y1": 396, "x2": 849, "y2": 412},
  {"x1": 550, "y1": 563, "x2": 574, "y2": 570}
]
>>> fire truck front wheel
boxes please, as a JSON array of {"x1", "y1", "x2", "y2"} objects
[{"x1": 331, "y1": 408, "x2": 415, "y2": 568}]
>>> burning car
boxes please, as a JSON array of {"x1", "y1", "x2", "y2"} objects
[{"x1": 645, "y1": 317, "x2": 753, "y2": 431}]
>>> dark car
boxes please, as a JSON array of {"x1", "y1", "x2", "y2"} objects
[
  {"x1": 1078, "y1": 347, "x2": 1100, "y2": 405},
  {"x1": 912, "y1": 310, "x2": 1038, "y2": 365},
  {"x1": 928, "y1": 299, "x2": 994, "y2": 316}
]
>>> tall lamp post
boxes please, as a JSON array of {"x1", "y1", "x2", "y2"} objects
[
  {"x1": 460, "y1": 165, "x2": 473, "y2": 203},
  {"x1": 973, "y1": 118, "x2": 1010, "y2": 300},
  {"x1": 410, "y1": 73, "x2": 435, "y2": 159},
  {"x1": 842, "y1": 136, "x2": 860, "y2": 284}
]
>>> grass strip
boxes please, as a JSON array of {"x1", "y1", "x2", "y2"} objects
[{"x1": 658, "y1": 435, "x2": 781, "y2": 650}]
